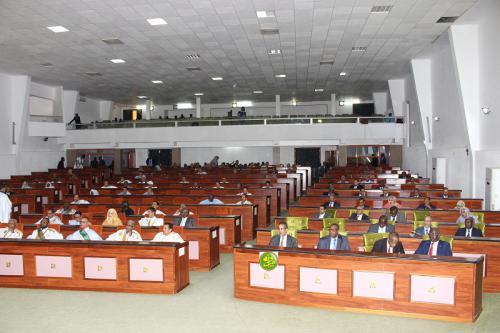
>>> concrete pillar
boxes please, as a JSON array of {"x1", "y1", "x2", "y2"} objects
[
  {"x1": 275, "y1": 95, "x2": 281, "y2": 116},
  {"x1": 196, "y1": 97, "x2": 201, "y2": 118},
  {"x1": 330, "y1": 93, "x2": 336, "y2": 116},
  {"x1": 145, "y1": 100, "x2": 152, "y2": 120}
]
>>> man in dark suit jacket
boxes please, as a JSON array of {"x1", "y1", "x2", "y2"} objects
[
  {"x1": 367, "y1": 215, "x2": 395, "y2": 233},
  {"x1": 172, "y1": 209, "x2": 196, "y2": 227},
  {"x1": 316, "y1": 224, "x2": 350, "y2": 250},
  {"x1": 323, "y1": 194, "x2": 340, "y2": 209},
  {"x1": 415, "y1": 228, "x2": 453, "y2": 256},
  {"x1": 356, "y1": 198, "x2": 370, "y2": 209},
  {"x1": 455, "y1": 217, "x2": 483, "y2": 237},
  {"x1": 269, "y1": 222, "x2": 298, "y2": 248},
  {"x1": 348, "y1": 206, "x2": 370, "y2": 221},
  {"x1": 372, "y1": 232, "x2": 405, "y2": 254},
  {"x1": 416, "y1": 197, "x2": 436, "y2": 210},
  {"x1": 386, "y1": 206, "x2": 406, "y2": 223},
  {"x1": 315, "y1": 206, "x2": 333, "y2": 219}
]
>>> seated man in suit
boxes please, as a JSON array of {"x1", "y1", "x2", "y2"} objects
[
  {"x1": 323, "y1": 194, "x2": 340, "y2": 209},
  {"x1": 442, "y1": 188, "x2": 449, "y2": 199},
  {"x1": 322, "y1": 183, "x2": 339, "y2": 196},
  {"x1": 386, "y1": 206, "x2": 406, "y2": 223},
  {"x1": 372, "y1": 232, "x2": 405, "y2": 254},
  {"x1": 413, "y1": 216, "x2": 433, "y2": 237},
  {"x1": 66, "y1": 217, "x2": 102, "y2": 240},
  {"x1": 269, "y1": 222, "x2": 298, "y2": 248},
  {"x1": 316, "y1": 223, "x2": 351, "y2": 250},
  {"x1": 106, "y1": 220, "x2": 142, "y2": 241},
  {"x1": 367, "y1": 215, "x2": 395, "y2": 234},
  {"x1": 315, "y1": 206, "x2": 332, "y2": 219},
  {"x1": 416, "y1": 197, "x2": 436, "y2": 210},
  {"x1": 173, "y1": 208, "x2": 196, "y2": 227},
  {"x1": 348, "y1": 206, "x2": 370, "y2": 221},
  {"x1": 36, "y1": 208, "x2": 63, "y2": 225},
  {"x1": 357, "y1": 198, "x2": 370, "y2": 209},
  {"x1": 380, "y1": 187, "x2": 391, "y2": 197},
  {"x1": 0, "y1": 218, "x2": 23, "y2": 239},
  {"x1": 455, "y1": 217, "x2": 483, "y2": 237},
  {"x1": 354, "y1": 188, "x2": 367, "y2": 198},
  {"x1": 139, "y1": 207, "x2": 164, "y2": 227},
  {"x1": 27, "y1": 217, "x2": 64, "y2": 239},
  {"x1": 151, "y1": 223, "x2": 184, "y2": 243},
  {"x1": 350, "y1": 180, "x2": 361, "y2": 189},
  {"x1": 414, "y1": 228, "x2": 452, "y2": 256}
]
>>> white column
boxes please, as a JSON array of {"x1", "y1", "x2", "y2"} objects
[
  {"x1": 330, "y1": 93, "x2": 336, "y2": 116},
  {"x1": 196, "y1": 97, "x2": 201, "y2": 118},
  {"x1": 145, "y1": 100, "x2": 152, "y2": 120},
  {"x1": 275, "y1": 95, "x2": 281, "y2": 116}
]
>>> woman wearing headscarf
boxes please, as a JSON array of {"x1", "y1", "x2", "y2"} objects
[
  {"x1": 102, "y1": 208, "x2": 123, "y2": 226},
  {"x1": 456, "y1": 207, "x2": 479, "y2": 225}
]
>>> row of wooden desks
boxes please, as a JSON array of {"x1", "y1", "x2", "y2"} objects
[
  {"x1": 256, "y1": 229, "x2": 500, "y2": 292},
  {"x1": 234, "y1": 245, "x2": 482, "y2": 322},
  {"x1": 0, "y1": 239, "x2": 189, "y2": 294}
]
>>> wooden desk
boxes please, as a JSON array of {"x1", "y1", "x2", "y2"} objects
[
  {"x1": 234, "y1": 245, "x2": 482, "y2": 322},
  {"x1": 21, "y1": 224, "x2": 219, "y2": 272},
  {"x1": 0, "y1": 239, "x2": 189, "y2": 294}
]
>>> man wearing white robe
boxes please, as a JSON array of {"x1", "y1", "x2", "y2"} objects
[
  {"x1": 36, "y1": 209, "x2": 63, "y2": 225},
  {"x1": 71, "y1": 195, "x2": 90, "y2": 204},
  {"x1": 27, "y1": 218, "x2": 63, "y2": 239},
  {"x1": 106, "y1": 220, "x2": 142, "y2": 241},
  {"x1": 0, "y1": 219, "x2": 23, "y2": 239},
  {"x1": 139, "y1": 208, "x2": 163, "y2": 227},
  {"x1": 66, "y1": 218, "x2": 102, "y2": 240},
  {"x1": 0, "y1": 192, "x2": 12, "y2": 223},
  {"x1": 151, "y1": 223, "x2": 184, "y2": 243}
]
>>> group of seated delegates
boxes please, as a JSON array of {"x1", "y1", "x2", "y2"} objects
[{"x1": 0, "y1": 216, "x2": 186, "y2": 243}]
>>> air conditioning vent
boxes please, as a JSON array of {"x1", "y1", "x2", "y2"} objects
[
  {"x1": 320, "y1": 60, "x2": 334, "y2": 65},
  {"x1": 102, "y1": 38, "x2": 124, "y2": 45},
  {"x1": 260, "y1": 28, "x2": 280, "y2": 35},
  {"x1": 86, "y1": 72, "x2": 102, "y2": 77},
  {"x1": 185, "y1": 54, "x2": 200, "y2": 60},
  {"x1": 371, "y1": 6, "x2": 393, "y2": 13},
  {"x1": 436, "y1": 16, "x2": 459, "y2": 23},
  {"x1": 186, "y1": 67, "x2": 201, "y2": 71}
]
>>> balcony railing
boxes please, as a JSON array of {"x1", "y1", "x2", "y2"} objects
[{"x1": 67, "y1": 116, "x2": 404, "y2": 130}]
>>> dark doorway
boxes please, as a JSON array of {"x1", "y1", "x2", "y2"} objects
[
  {"x1": 123, "y1": 109, "x2": 142, "y2": 121},
  {"x1": 295, "y1": 148, "x2": 321, "y2": 167},
  {"x1": 148, "y1": 149, "x2": 172, "y2": 167}
]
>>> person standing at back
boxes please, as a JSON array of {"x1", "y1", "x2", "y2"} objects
[{"x1": 57, "y1": 157, "x2": 65, "y2": 169}]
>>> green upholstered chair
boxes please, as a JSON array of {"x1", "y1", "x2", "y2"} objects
[
  {"x1": 414, "y1": 211, "x2": 430, "y2": 221},
  {"x1": 322, "y1": 218, "x2": 346, "y2": 233},
  {"x1": 471, "y1": 212, "x2": 484, "y2": 223},
  {"x1": 325, "y1": 209, "x2": 337, "y2": 218},
  {"x1": 271, "y1": 229, "x2": 298, "y2": 238},
  {"x1": 363, "y1": 232, "x2": 389, "y2": 252},
  {"x1": 422, "y1": 234, "x2": 454, "y2": 249},
  {"x1": 320, "y1": 229, "x2": 348, "y2": 238},
  {"x1": 285, "y1": 216, "x2": 308, "y2": 230},
  {"x1": 413, "y1": 220, "x2": 440, "y2": 231}
]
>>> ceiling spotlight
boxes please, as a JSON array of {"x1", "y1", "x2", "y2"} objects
[
  {"x1": 110, "y1": 59, "x2": 126, "y2": 63},
  {"x1": 194, "y1": 93, "x2": 204, "y2": 96},
  {"x1": 152, "y1": 80, "x2": 163, "y2": 84},
  {"x1": 256, "y1": 11, "x2": 275, "y2": 18},
  {"x1": 47, "y1": 26, "x2": 69, "y2": 33},
  {"x1": 291, "y1": 98, "x2": 297, "y2": 106},
  {"x1": 434, "y1": 116, "x2": 440, "y2": 121},
  {"x1": 339, "y1": 72, "x2": 347, "y2": 76},
  {"x1": 147, "y1": 18, "x2": 167, "y2": 26},
  {"x1": 481, "y1": 107, "x2": 491, "y2": 115},
  {"x1": 137, "y1": 96, "x2": 148, "y2": 99},
  {"x1": 211, "y1": 77, "x2": 223, "y2": 81},
  {"x1": 339, "y1": 101, "x2": 345, "y2": 106},
  {"x1": 410, "y1": 120, "x2": 415, "y2": 125},
  {"x1": 275, "y1": 74, "x2": 286, "y2": 78},
  {"x1": 232, "y1": 102, "x2": 237, "y2": 108},
  {"x1": 314, "y1": 88, "x2": 324, "y2": 92},
  {"x1": 253, "y1": 90, "x2": 263, "y2": 94}
]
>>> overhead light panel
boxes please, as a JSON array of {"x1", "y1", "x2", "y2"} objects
[
  {"x1": 47, "y1": 26, "x2": 69, "y2": 33},
  {"x1": 339, "y1": 101, "x2": 345, "y2": 106},
  {"x1": 177, "y1": 103, "x2": 193, "y2": 109},
  {"x1": 147, "y1": 18, "x2": 167, "y2": 26},
  {"x1": 315, "y1": 88, "x2": 324, "y2": 92},
  {"x1": 211, "y1": 77, "x2": 223, "y2": 81},
  {"x1": 253, "y1": 90, "x2": 263, "y2": 94},
  {"x1": 236, "y1": 101, "x2": 253, "y2": 107},
  {"x1": 256, "y1": 11, "x2": 275, "y2": 18},
  {"x1": 110, "y1": 59, "x2": 126, "y2": 63},
  {"x1": 371, "y1": 6, "x2": 393, "y2": 13},
  {"x1": 481, "y1": 107, "x2": 491, "y2": 115},
  {"x1": 137, "y1": 96, "x2": 148, "y2": 99},
  {"x1": 339, "y1": 72, "x2": 347, "y2": 76},
  {"x1": 152, "y1": 80, "x2": 163, "y2": 84},
  {"x1": 275, "y1": 74, "x2": 286, "y2": 78},
  {"x1": 194, "y1": 93, "x2": 204, "y2": 96},
  {"x1": 268, "y1": 49, "x2": 282, "y2": 55}
]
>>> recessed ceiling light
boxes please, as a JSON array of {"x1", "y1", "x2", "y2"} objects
[
  {"x1": 137, "y1": 96, "x2": 148, "y2": 99},
  {"x1": 185, "y1": 54, "x2": 200, "y2": 60},
  {"x1": 481, "y1": 107, "x2": 491, "y2": 115},
  {"x1": 410, "y1": 121, "x2": 416, "y2": 125},
  {"x1": 275, "y1": 74, "x2": 286, "y2": 78},
  {"x1": 434, "y1": 116, "x2": 440, "y2": 121},
  {"x1": 268, "y1": 49, "x2": 282, "y2": 55},
  {"x1": 253, "y1": 90, "x2": 263, "y2": 94},
  {"x1": 147, "y1": 18, "x2": 167, "y2": 26},
  {"x1": 256, "y1": 11, "x2": 275, "y2": 18},
  {"x1": 194, "y1": 93, "x2": 204, "y2": 96},
  {"x1": 110, "y1": 59, "x2": 126, "y2": 64},
  {"x1": 339, "y1": 101, "x2": 345, "y2": 106},
  {"x1": 339, "y1": 72, "x2": 347, "y2": 76},
  {"x1": 352, "y1": 46, "x2": 367, "y2": 52},
  {"x1": 315, "y1": 88, "x2": 324, "y2": 92},
  {"x1": 177, "y1": 103, "x2": 193, "y2": 109},
  {"x1": 211, "y1": 77, "x2": 223, "y2": 81},
  {"x1": 47, "y1": 26, "x2": 69, "y2": 33},
  {"x1": 152, "y1": 80, "x2": 163, "y2": 84}
]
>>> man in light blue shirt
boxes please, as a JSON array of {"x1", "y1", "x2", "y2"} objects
[
  {"x1": 66, "y1": 217, "x2": 102, "y2": 240},
  {"x1": 199, "y1": 194, "x2": 224, "y2": 205}
]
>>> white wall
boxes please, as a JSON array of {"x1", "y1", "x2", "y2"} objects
[{"x1": 75, "y1": 97, "x2": 101, "y2": 123}]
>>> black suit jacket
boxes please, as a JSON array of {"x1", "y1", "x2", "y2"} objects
[
  {"x1": 455, "y1": 227, "x2": 483, "y2": 237},
  {"x1": 172, "y1": 216, "x2": 196, "y2": 228},
  {"x1": 323, "y1": 201, "x2": 340, "y2": 208},
  {"x1": 348, "y1": 213, "x2": 369, "y2": 221},
  {"x1": 372, "y1": 238, "x2": 405, "y2": 254}
]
